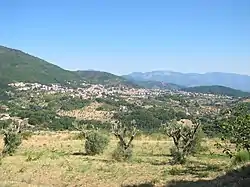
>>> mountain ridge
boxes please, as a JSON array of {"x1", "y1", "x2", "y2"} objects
[
  {"x1": 0, "y1": 45, "x2": 81, "y2": 84},
  {"x1": 181, "y1": 85, "x2": 250, "y2": 98},
  {"x1": 125, "y1": 70, "x2": 250, "y2": 92},
  {"x1": 0, "y1": 45, "x2": 136, "y2": 87},
  {"x1": 1, "y1": 45, "x2": 250, "y2": 93}
]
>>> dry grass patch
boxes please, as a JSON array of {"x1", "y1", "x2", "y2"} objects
[
  {"x1": 0, "y1": 132, "x2": 233, "y2": 187},
  {"x1": 58, "y1": 102, "x2": 113, "y2": 122}
]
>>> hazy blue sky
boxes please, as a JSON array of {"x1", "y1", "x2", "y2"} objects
[{"x1": 1, "y1": 0, "x2": 250, "y2": 75}]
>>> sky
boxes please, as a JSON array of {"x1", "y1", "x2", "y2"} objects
[{"x1": 1, "y1": 0, "x2": 250, "y2": 75}]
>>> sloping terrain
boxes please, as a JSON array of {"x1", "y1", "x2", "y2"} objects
[
  {"x1": 0, "y1": 45, "x2": 137, "y2": 87},
  {"x1": 182, "y1": 85, "x2": 250, "y2": 97},
  {"x1": 58, "y1": 102, "x2": 113, "y2": 122},
  {"x1": 0, "y1": 45, "x2": 80, "y2": 84},
  {"x1": 76, "y1": 70, "x2": 138, "y2": 87}
]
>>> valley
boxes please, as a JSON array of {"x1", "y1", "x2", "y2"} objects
[{"x1": 0, "y1": 46, "x2": 249, "y2": 187}]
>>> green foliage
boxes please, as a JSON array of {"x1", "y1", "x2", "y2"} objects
[
  {"x1": 48, "y1": 116, "x2": 76, "y2": 130},
  {"x1": 220, "y1": 103, "x2": 250, "y2": 152},
  {"x1": 189, "y1": 128, "x2": 206, "y2": 155},
  {"x1": 77, "y1": 120, "x2": 112, "y2": 131},
  {"x1": 169, "y1": 146, "x2": 186, "y2": 164},
  {"x1": 111, "y1": 122, "x2": 138, "y2": 161},
  {"x1": 114, "y1": 108, "x2": 161, "y2": 131},
  {"x1": 199, "y1": 115, "x2": 223, "y2": 138},
  {"x1": 44, "y1": 95, "x2": 90, "y2": 111},
  {"x1": 112, "y1": 142, "x2": 133, "y2": 162},
  {"x1": 85, "y1": 131, "x2": 109, "y2": 155},
  {"x1": 0, "y1": 82, "x2": 13, "y2": 100},
  {"x1": 233, "y1": 150, "x2": 250, "y2": 165},
  {"x1": 0, "y1": 45, "x2": 80, "y2": 84},
  {"x1": 114, "y1": 105, "x2": 190, "y2": 132},
  {"x1": 2, "y1": 132, "x2": 22, "y2": 156},
  {"x1": 169, "y1": 128, "x2": 205, "y2": 164},
  {"x1": 58, "y1": 97, "x2": 90, "y2": 111},
  {"x1": 0, "y1": 46, "x2": 136, "y2": 87},
  {"x1": 0, "y1": 120, "x2": 12, "y2": 129},
  {"x1": 10, "y1": 107, "x2": 76, "y2": 130},
  {"x1": 96, "y1": 97, "x2": 135, "y2": 109},
  {"x1": 164, "y1": 120, "x2": 202, "y2": 164},
  {"x1": 182, "y1": 85, "x2": 250, "y2": 97}
]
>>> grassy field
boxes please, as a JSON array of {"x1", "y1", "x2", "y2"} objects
[{"x1": 0, "y1": 132, "x2": 233, "y2": 187}]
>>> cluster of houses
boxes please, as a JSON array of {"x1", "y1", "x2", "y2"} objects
[
  {"x1": 8, "y1": 82, "x2": 169, "y2": 99},
  {"x1": 7, "y1": 82, "x2": 235, "y2": 103}
]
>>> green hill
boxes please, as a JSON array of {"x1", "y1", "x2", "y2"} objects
[
  {"x1": 0, "y1": 45, "x2": 136, "y2": 87},
  {"x1": 182, "y1": 85, "x2": 250, "y2": 97},
  {"x1": 0, "y1": 45, "x2": 80, "y2": 84}
]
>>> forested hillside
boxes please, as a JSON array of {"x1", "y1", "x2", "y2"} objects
[{"x1": 182, "y1": 85, "x2": 250, "y2": 97}]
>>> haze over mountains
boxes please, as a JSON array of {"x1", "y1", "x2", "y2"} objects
[
  {"x1": 125, "y1": 71, "x2": 250, "y2": 92},
  {"x1": 0, "y1": 45, "x2": 250, "y2": 96}
]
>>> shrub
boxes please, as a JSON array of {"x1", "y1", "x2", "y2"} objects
[
  {"x1": 2, "y1": 131, "x2": 22, "y2": 156},
  {"x1": 169, "y1": 146, "x2": 186, "y2": 164},
  {"x1": 112, "y1": 142, "x2": 133, "y2": 162},
  {"x1": 85, "y1": 131, "x2": 109, "y2": 155},
  {"x1": 233, "y1": 150, "x2": 250, "y2": 165}
]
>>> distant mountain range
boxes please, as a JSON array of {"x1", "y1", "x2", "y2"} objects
[
  {"x1": 1, "y1": 45, "x2": 250, "y2": 97},
  {"x1": 124, "y1": 71, "x2": 250, "y2": 92},
  {"x1": 128, "y1": 80, "x2": 184, "y2": 90},
  {"x1": 75, "y1": 70, "x2": 138, "y2": 87}
]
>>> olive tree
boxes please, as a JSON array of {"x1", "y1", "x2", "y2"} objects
[
  {"x1": 1, "y1": 120, "x2": 23, "y2": 156},
  {"x1": 163, "y1": 119, "x2": 201, "y2": 164},
  {"x1": 111, "y1": 120, "x2": 138, "y2": 161}
]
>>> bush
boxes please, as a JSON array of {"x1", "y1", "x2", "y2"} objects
[
  {"x1": 2, "y1": 132, "x2": 22, "y2": 156},
  {"x1": 85, "y1": 131, "x2": 109, "y2": 155},
  {"x1": 169, "y1": 146, "x2": 186, "y2": 164},
  {"x1": 112, "y1": 142, "x2": 133, "y2": 162},
  {"x1": 233, "y1": 150, "x2": 250, "y2": 165}
]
